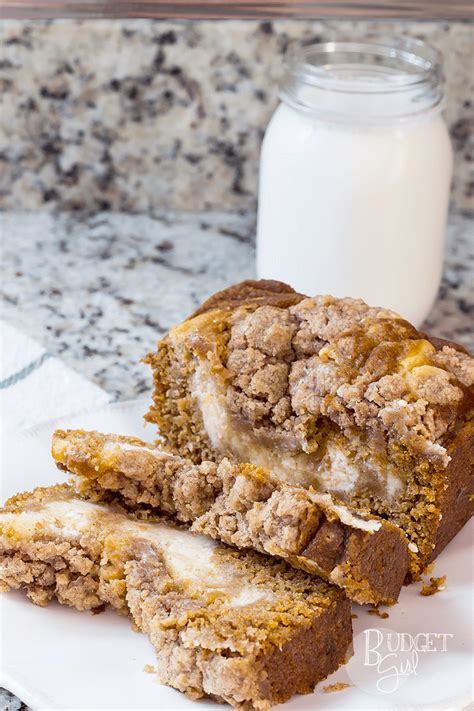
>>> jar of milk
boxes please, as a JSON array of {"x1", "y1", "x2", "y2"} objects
[{"x1": 256, "y1": 37, "x2": 453, "y2": 326}]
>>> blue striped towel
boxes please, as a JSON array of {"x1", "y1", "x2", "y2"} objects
[{"x1": 0, "y1": 321, "x2": 110, "y2": 433}]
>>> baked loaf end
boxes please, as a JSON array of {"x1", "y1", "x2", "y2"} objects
[
  {"x1": 53, "y1": 428, "x2": 410, "y2": 605},
  {"x1": 0, "y1": 484, "x2": 352, "y2": 710},
  {"x1": 145, "y1": 280, "x2": 473, "y2": 579}
]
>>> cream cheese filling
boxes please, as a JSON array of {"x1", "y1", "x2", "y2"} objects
[
  {"x1": 0, "y1": 498, "x2": 270, "y2": 609},
  {"x1": 192, "y1": 360, "x2": 403, "y2": 502},
  {"x1": 307, "y1": 491, "x2": 382, "y2": 533},
  {"x1": 316, "y1": 442, "x2": 402, "y2": 499},
  {"x1": 0, "y1": 499, "x2": 103, "y2": 540},
  {"x1": 126, "y1": 517, "x2": 271, "y2": 607},
  {"x1": 102, "y1": 441, "x2": 173, "y2": 459},
  {"x1": 192, "y1": 361, "x2": 320, "y2": 487}
]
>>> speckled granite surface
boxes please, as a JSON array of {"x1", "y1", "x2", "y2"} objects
[
  {"x1": 0, "y1": 209, "x2": 256, "y2": 400},
  {"x1": 0, "y1": 208, "x2": 472, "y2": 710},
  {"x1": 0, "y1": 691, "x2": 25, "y2": 711},
  {"x1": 1, "y1": 209, "x2": 472, "y2": 403},
  {"x1": 0, "y1": 19, "x2": 473, "y2": 214}
]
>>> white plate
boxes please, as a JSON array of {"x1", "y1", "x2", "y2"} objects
[{"x1": 1, "y1": 400, "x2": 472, "y2": 711}]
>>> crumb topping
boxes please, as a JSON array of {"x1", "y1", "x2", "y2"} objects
[{"x1": 221, "y1": 297, "x2": 472, "y2": 465}]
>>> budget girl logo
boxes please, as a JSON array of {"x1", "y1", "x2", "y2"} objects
[{"x1": 348, "y1": 626, "x2": 454, "y2": 695}]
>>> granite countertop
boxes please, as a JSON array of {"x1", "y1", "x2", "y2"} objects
[
  {"x1": 1, "y1": 209, "x2": 473, "y2": 404},
  {"x1": 0, "y1": 207, "x2": 472, "y2": 711},
  {"x1": 1, "y1": 20, "x2": 473, "y2": 215},
  {"x1": 1, "y1": 209, "x2": 256, "y2": 400}
]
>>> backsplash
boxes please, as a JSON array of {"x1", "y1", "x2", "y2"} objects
[{"x1": 0, "y1": 19, "x2": 472, "y2": 214}]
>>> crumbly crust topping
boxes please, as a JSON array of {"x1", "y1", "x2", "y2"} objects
[{"x1": 218, "y1": 296, "x2": 473, "y2": 465}]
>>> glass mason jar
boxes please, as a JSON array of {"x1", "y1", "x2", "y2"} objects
[{"x1": 256, "y1": 37, "x2": 453, "y2": 327}]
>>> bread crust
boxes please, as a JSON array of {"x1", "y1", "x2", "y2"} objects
[
  {"x1": 191, "y1": 279, "x2": 305, "y2": 317},
  {"x1": 426, "y1": 419, "x2": 474, "y2": 566}
]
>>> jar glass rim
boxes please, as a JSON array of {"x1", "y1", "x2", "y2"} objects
[
  {"x1": 279, "y1": 35, "x2": 445, "y2": 123},
  {"x1": 287, "y1": 37, "x2": 442, "y2": 94}
]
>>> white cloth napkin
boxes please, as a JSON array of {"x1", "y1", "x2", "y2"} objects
[{"x1": 0, "y1": 321, "x2": 110, "y2": 433}]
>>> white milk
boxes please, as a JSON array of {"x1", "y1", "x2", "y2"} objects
[{"x1": 256, "y1": 39, "x2": 453, "y2": 326}]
